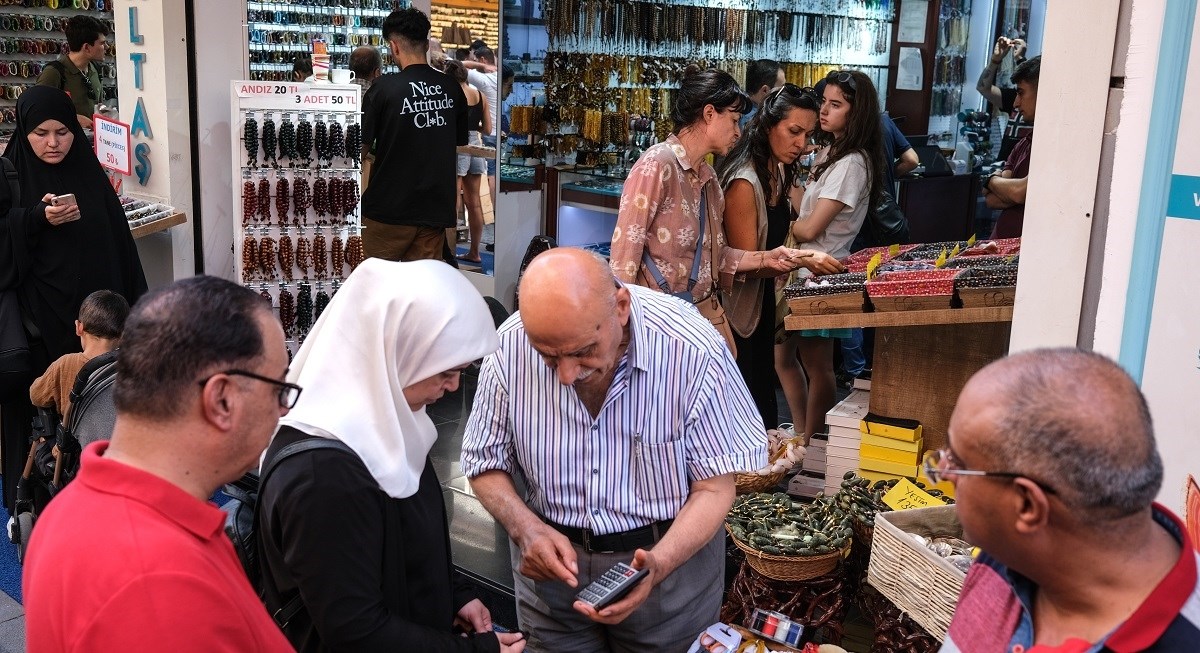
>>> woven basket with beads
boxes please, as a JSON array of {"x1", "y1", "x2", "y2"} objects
[{"x1": 727, "y1": 525, "x2": 849, "y2": 582}]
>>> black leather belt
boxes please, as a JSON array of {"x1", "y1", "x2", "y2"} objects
[{"x1": 547, "y1": 519, "x2": 674, "y2": 554}]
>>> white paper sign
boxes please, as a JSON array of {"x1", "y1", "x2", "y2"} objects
[
  {"x1": 92, "y1": 114, "x2": 131, "y2": 176},
  {"x1": 896, "y1": 47, "x2": 925, "y2": 91},
  {"x1": 898, "y1": 0, "x2": 930, "y2": 43}
]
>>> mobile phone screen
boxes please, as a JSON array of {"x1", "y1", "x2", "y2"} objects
[{"x1": 52, "y1": 194, "x2": 77, "y2": 207}]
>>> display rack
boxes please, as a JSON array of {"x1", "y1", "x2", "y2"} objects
[
  {"x1": 929, "y1": 0, "x2": 972, "y2": 126},
  {"x1": 229, "y1": 81, "x2": 364, "y2": 354},
  {"x1": 431, "y1": 4, "x2": 498, "y2": 51},
  {"x1": 0, "y1": 4, "x2": 116, "y2": 139},
  {"x1": 244, "y1": 0, "x2": 408, "y2": 82},
  {"x1": 525, "y1": 0, "x2": 895, "y2": 163}
]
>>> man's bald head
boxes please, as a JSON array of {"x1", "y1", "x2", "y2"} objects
[
  {"x1": 518, "y1": 249, "x2": 631, "y2": 386},
  {"x1": 959, "y1": 348, "x2": 1161, "y2": 521},
  {"x1": 520, "y1": 248, "x2": 622, "y2": 333}
]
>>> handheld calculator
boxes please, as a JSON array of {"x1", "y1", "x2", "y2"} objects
[{"x1": 575, "y1": 562, "x2": 649, "y2": 610}]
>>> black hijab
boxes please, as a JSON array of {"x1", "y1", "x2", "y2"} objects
[{"x1": 1, "y1": 86, "x2": 146, "y2": 360}]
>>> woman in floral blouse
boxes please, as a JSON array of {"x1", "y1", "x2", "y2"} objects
[{"x1": 609, "y1": 65, "x2": 841, "y2": 355}]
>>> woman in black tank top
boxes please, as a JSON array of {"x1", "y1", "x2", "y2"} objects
[{"x1": 443, "y1": 59, "x2": 492, "y2": 265}]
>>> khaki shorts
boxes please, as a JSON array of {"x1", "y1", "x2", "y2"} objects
[{"x1": 361, "y1": 218, "x2": 446, "y2": 262}]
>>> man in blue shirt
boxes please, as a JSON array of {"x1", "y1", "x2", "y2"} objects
[{"x1": 739, "y1": 59, "x2": 785, "y2": 129}]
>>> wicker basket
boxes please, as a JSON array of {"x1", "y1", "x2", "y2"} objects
[
  {"x1": 866, "y1": 505, "x2": 965, "y2": 641},
  {"x1": 735, "y1": 470, "x2": 787, "y2": 494},
  {"x1": 727, "y1": 526, "x2": 849, "y2": 582}
]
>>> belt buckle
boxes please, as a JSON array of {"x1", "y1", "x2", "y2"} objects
[{"x1": 580, "y1": 529, "x2": 593, "y2": 553}]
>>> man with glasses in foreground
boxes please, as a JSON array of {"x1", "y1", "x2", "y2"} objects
[
  {"x1": 935, "y1": 348, "x2": 1199, "y2": 652},
  {"x1": 23, "y1": 276, "x2": 296, "y2": 651}
]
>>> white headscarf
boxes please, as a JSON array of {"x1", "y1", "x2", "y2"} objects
[{"x1": 277, "y1": 259, "x2": 500, "y2": 499}]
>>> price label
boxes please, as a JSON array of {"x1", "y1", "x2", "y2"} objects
[
  {"x1": 967, "y1": 234, "x2": 977, "y2": 247},
  {"x1": 950, "y1": 243, "x2": 961, "y2": 258},
  {"x1": 882, "y1": 478, "x2": 943, "y2": 511},
  {"x1": 92, "y1": 114, "x2": 131, "y2": 176},
  {"x1": 935, "y1": 248, "x2": 948, "y2": 268},
  {"x1": 888, "y1": 243, "x2": 900, "y2": 257},
  {"x1": 867, "y1": 253, "x2": 883, "y2": 280}
]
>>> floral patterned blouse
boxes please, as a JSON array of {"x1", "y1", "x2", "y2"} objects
[{"x1": 610, "y1": 135, "x2": 745, "y2": 302}]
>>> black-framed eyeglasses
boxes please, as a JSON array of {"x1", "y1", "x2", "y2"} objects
[
  {"x1": 923, "y1": 448, "x2": 1057, "y2": 495},
  {"x1": 825, "y1": 70, "x2": 857, "y2": 92},
  {"x1": 198, "y1": 369, "x2": 303, "y2": 409}
]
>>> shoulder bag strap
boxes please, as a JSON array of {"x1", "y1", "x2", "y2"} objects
[
  {"x1": 260, "y1": 430, "x2": 357, "y2": 629},
  {"x1": 640, "y1": 187, "x2": 707, "y2": 298}
]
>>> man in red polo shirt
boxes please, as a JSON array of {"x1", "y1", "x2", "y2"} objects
[
  {"x1": 23, "y1": 276, "x2": 297, "y2": 652},
  {"x1": 932, "y1": 349, "x2": 1200, "y2": 652}
]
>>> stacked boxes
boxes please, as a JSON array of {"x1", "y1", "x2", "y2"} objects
[
  {"x1": 857, "y1": 413, "x2": 922, "y2": 481},
  {"x1": 823, "y1": 389, "x2": 870, "y2": 496},
  {"x1": 789, "y1": 434, "x2": 827, "y2": 498}
]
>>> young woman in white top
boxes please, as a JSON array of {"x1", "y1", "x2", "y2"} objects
[{"x1": 776, "y1": 70, "x2": 886, "y2": 438}]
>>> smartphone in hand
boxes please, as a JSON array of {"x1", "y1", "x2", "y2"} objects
[{"x1": 51, "y1": 194, "x2": 77, "y2": 207}]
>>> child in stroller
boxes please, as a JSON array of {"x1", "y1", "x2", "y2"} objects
[{"x1": 10, "y1": 291, "x2": 128, "y2": 562}]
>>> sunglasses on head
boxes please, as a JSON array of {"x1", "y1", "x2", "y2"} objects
[
  {"x1": 769, "y1": 83, "x2": 819, "y2": 107},
  {"x1": 825, "y1": 70, "x2": 857, "y2": 92}
]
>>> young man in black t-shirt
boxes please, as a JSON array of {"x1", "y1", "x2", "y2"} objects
[{"x1": 362, "y1": 8, "x2": 468, "y2": 262}]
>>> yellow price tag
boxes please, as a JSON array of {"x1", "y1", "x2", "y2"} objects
[
  {"x1": 882, "y1": 478, "x2": 943, "y2": 511},
  {"x1": 950, "y1": 243, "x2": 961, "y2": 258},
  {"x1": 888, "y1": 244, "x2": 900, "y2": 257},
  {"x1": 866, "y1": 253, "x2": 883, "y2": 280},
  {"x1": 967, "y1": 234, "x2": 977, "y2": 247},
  {"x1": 934, "y1": 248, "x2": 948, "y2": 268},
  {"x1": 1005, "y1": 254, "x2": 1018, "y2": 264}
]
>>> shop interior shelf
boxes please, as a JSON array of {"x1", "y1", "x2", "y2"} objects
[{"x1": 783, "y1": 306, "x2": 1014, "y2": 331}]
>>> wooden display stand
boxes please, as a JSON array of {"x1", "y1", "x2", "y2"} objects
[{"x1": 785, "y1": 306, "x2": 1012, "y2": 453}]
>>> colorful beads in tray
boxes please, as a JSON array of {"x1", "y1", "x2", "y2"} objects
[
  {"x1": 958, "y1": 238, "x2": 1021, "y2": 257},
  {"x1": 894, "y1": 242, "x2": 966, "y2": 261},
  {"x1": 783, "y1": 272, "x2": 867, "y2": 298},
  {"x1": 956, "y1": 266, "x2": 1018, "y2": 288},
  {"x1": 942, "y1": 255, "x2": 1007, "y2": 269},
  {"x1": 866, "y1": 269, "x2": 967, "y2": 297},
  {"x1": 839, "y1": 245, "x2": 918, "y2": 272}
]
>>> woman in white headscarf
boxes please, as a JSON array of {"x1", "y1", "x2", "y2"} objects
[{"x1": 256, "y1": 259, "x2": 525, "y2": 653}]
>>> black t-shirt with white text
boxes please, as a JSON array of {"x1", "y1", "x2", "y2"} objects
[{"x1": 362, "y1": 64, "x2": 468, "y2": 228}]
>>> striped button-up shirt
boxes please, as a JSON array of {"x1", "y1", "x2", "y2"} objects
[{"x1": 461, "y1": 284, "x2": 767, "y2": 535}]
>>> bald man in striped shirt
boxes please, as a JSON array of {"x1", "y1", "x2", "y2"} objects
[{"x1": 462, "y1": 248, "x2": 767, "y2": 652}]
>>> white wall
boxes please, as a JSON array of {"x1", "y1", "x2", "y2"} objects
[
  {"x1": 190, "y1": 0, "x2": 245, "y2": 279},
  {"x1": 114, "y1": 0, "x2": 197, "y2": 284}
]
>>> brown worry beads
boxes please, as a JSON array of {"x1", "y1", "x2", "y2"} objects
[
  {"x1": 241, "y1": 235, "x2": 258, "y2": 282},
  {"x1": 242, "y1": 181, "x2": 257, "y2": 225},
  {"x1": 258, "y1": 236, "x2": 278, "y2": 280},
  {"x1": 293, "y1": 175, "x2": 311, "y2": 225},
  {"x1": 331, "y1": 235, "x2": 344, "y2": 276},
  {"x1": 278, "y1": 234, "x2": 294, "y2": 281},
  {"x1": 313, "y1": 233, "x2": 328, "y2": 279},
  {"x1": 257, "y1": 178, "x2": 271, "y2": 222},
  {"x1": 275, "y1": 177, "x2": 290, "y2": 225},
  {"x1": 296, "y1": 235, "x2": 312, "y2": 276},
  {"x1": 345, "y1": 235, "x2": 364, "y2": 271}
]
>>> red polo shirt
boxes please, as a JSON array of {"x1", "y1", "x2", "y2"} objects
[{"x1": 23, "y1": 441, "x2": 294, "y2": 653}]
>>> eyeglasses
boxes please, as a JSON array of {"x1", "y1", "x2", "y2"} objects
[
  {"x1": 922, "y1": 448, "x2": 1057, "y2": 495},
  {"x1": 825, "y1": 70, "x2": 857, "y2": 92},
  {"x1": 198, "y1": 369, "x2": 303, "y2": 409}
]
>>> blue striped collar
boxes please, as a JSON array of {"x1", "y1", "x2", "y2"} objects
[{"x1": 623, "y1": 283, "x2": 652, "y2": 373}]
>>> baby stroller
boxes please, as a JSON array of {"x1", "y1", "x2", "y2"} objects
[{"x1": 10, "y1": 350, "x2": 119, "y2": 563}]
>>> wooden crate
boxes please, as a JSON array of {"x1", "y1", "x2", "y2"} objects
[
  {"x1": 956, "y1": 286, "x2": 1016, "y2": 308},
  {"x1": 866, "y1": 505, "x2": 965, "y2": 641},
  {"x1": 787, "y1": 292, "x2": 867, "y2": 315},
  {"x1": 867, "y1": 294, "x2": 954, "y2": 312}
]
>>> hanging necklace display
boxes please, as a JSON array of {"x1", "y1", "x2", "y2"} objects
[
  {"x1": 241, "y1": 235, "x2": 258, "y2": 283},
  {"x1": 241, "y1": 170, "x2": 256, "y2": 226},
  {"x1": 275, "y1": 174, "x2": 290, "y2": 226},
  {"x1": 293, "y1": 172, "x2": 311, "y2": 226},
  {"x1": 261, "y1": 112, "x2": 278, "y2": 168},
  {"x1": 313, "y1": 232, "x2": 328, "y2": 279},
  {"x1": 258, "y1": 235, "x2": 278, "y2": 281},
  {"x1": 278, "y1": 284, "x2": 296, "y2": 338},
  {"x1": 314, "y1": 114, "x2": 330, "y2": 168},
  {"x1": 295, "y1": 283, "x2": 314, "y2": 337},
  {"x1": 278, "y1": 113, "x2": 297, "y2": 167},
  {"x1": 328, "y1": 119, "x2": 345, "y2": 167},
  {"x1": 344, "y1": 117, "x2": 362, "y2": 167},
  {"x1": 243, "y1": 112, "x2": 259, "y2": 167},
  {"x1": 256, "y1": 172, "x2": 271, "y2": 222},
  {"x1": 314, "y1": 285, "x2": 331, "y2": 321},
  {"x1": 344, "y1": 235, "x2": 364, "y2": 272},
  {"x1": 326, "y1": 176, "x2": 342, "y2": 226},
  {"x1": 296, "y1": 113, "x2": 314, "y2": 168},
  {"x1": 278, "y1": 232, "x2": 294, "y2": 282},
  {"x1": 296, "y1": 233, "x2": 312, "y2": 277},
  {"x1": 331, "y1": 234, "x2": 344, "y2": 277},
  {"x1": 312, "y1": 172, "x2": 329, "y2": 222}
]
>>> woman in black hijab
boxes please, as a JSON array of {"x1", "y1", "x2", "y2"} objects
[{"x1": 0, "y1": 86, "x2": 146, "y2": 508}]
